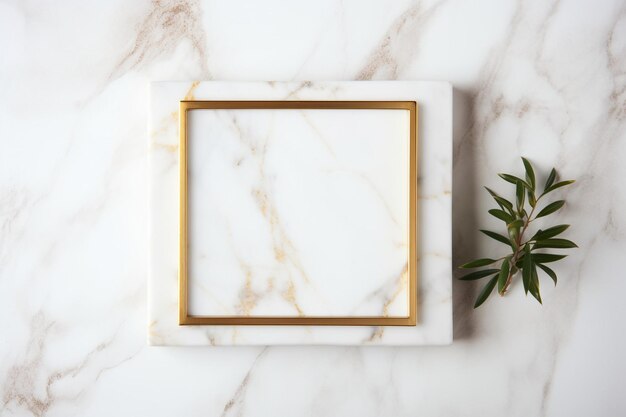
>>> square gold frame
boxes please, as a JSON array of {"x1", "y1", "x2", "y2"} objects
[{"x1": 179, "y1": 100, "x2": 417, "y2": 326}]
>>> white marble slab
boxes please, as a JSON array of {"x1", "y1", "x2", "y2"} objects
[{"x1": 149, "y1": 81, "x2": 452, "y2": 345}]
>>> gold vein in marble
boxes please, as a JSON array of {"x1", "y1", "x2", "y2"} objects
[{"x1": 223, "y1": 112, "x2": 316, "y2": 316}]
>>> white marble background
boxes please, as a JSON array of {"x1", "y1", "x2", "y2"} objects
[{"x1": 1, "y1": 0, "x2": 625, "y2": 416}]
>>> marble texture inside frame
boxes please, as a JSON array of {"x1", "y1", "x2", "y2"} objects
[{"x1": 149, "y1": 81, "x2": 452, "y2": 345}]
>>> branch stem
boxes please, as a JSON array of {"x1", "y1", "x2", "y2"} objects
[{"x1": 500, "y1": 201, "x2": 537, "y2": 294}]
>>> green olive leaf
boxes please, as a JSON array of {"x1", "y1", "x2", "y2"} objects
[
  {"x1": 532, "y1": 224, "x2": 570, "y2": 241},
  {"x1": 532, "y1": 253, "x2": 568, "y2": 263},
  {"x1": 516, "y1": 180, "x2": 525, "y2": 213},
  {"x1": 528, "y1": 189, "x2": 537, "y2": 208},
  {"x1": 459, "y1": 258, "x2": 499, "y2": 269},
  {"x1": 498, "y1": 173, "x2": 532, "y2": 190},
  {"x1": 522, "y1": 208, "x2": 529, "y2": 219},
  {"x1": 459, "y1": 269, "x2": 500, "y2": 281},
  {"x1": 507, "y1": 219, "x2": 524, "y2": 229},
  {"x1": 506, "y1": 219, "x2": 523, "y2": 245},
  {"x1": 535, "y1": 200, "x2": 565, "y2": 218},
  {"x1": 521, "y1": 157, "x2": 536, "y2": 191},
  {"x1": 507, "y1": 225, "x2": 519, "y2": 247},
  {"x1": 522, "y1": 245, "x2": 532, "y2": 294},
  {"x1": 484, "y1": 187, "x2": 514, "y2": 214},
  {"x1": 474, "y1": 275, "x2": 498, "y2": 308},
  {"x1": 480, "y1": 229, "x2": 513, "y2": 247},
  {"x1": 544, "y1": 180, "x2": 575, "y2": 195},
  {"x1": 489, "y1": 209, "x2": 514, "y2": 223},
  {"x1": 537, "y1": 263, "x2": 558, "y2": 286},
  {"x1": 497, "y1": 257, "x2": 511, "y2": 294},
  {"x1": 543, "y1": 168, "x2": 557, "y2": 192},
  {"x1": 529, "y1": 262, "x2": 542, "y2": 304},
  {"x1": 533, "y1": 238, "x2": 578, "y2": 249}
]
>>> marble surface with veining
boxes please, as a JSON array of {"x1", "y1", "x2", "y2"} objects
[
  {"x1": 1, "y1": 0, "x2": 625, "y2": 415},
  {"x1": 186, "y1": 107, "x2": 410, "y2": 319},
  {"x1": 148, "y1": 80, "x2": 452, "y2": 346}
]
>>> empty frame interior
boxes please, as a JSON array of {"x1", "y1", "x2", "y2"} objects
[{"x1": 179, "y1": 101, "x2": 417, "y2": 326}]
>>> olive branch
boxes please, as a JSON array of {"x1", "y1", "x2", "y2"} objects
[{"x1": 459, "y1": 158, "x2": 577, "y2": 308}]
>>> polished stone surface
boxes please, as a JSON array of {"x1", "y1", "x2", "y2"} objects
[
  {"x1": 149, "y1": 81, "x2": 452, "y2": 345},
  {"x1": 1, "y1": 0, "x2": 625, "y2": 415}
]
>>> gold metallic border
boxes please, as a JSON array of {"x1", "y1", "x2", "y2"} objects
[{"x1": 179, "y1": 100, "x2": 417, "y2": 326}]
